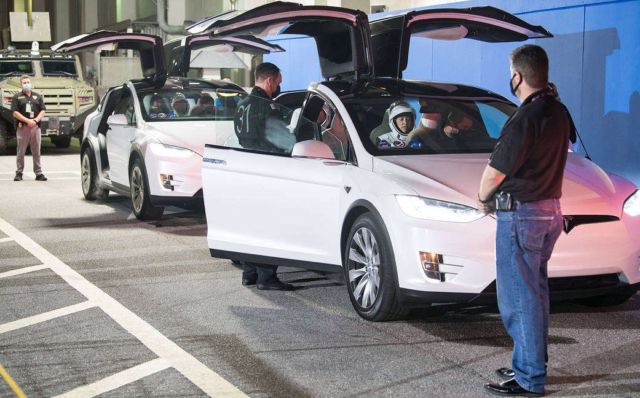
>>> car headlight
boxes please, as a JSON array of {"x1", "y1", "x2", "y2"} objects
[
  {"x1": 395, "y1": 195, "x2": 485, "y2": 223},
  {"x1": 623, "y1": 190, "x2": 640, "y2": 217},
  {"x1": 149, "y1": 142, "x2": 194, "y2": 157}
]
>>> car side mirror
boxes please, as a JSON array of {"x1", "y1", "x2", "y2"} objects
[
  {"x1": 107, "y1": 114, "x2": 128, "y2": 127},
  {"x1": 291, "y1": 140, "x2": 335, "y2": 160}
]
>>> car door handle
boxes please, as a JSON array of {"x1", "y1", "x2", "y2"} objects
[{"x1": 322, "y1": 160, "x2": 346, "y2": 166}]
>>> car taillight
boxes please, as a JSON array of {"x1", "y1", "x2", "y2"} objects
[{"x1": 77, "y1": 95, "x2": 93, "y2": 105}]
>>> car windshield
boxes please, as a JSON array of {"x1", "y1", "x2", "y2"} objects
[
  {"x1": 41, "y1": 60, "x2": 77, "y2": 76},
  {"x1": 139, "y1": 87, "x2": 247, "y2": 122},
  {"x1": 0, "y1": 60, "x2": 34, "y2": 76},
  {"x1": 344, "y1": 95, "x2": 516, "y2": 155}
]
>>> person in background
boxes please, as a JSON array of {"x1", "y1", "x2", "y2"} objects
[{"x1": 12, "y1": 75, "x2": 47, "y2": 181}]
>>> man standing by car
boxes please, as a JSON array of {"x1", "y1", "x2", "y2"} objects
[
  {"x1": 477, "y1": 45, "x2": 570, "y2": 396},
  {"x1": 233, "y1": 62, "x2": 294, "y2": 291},
  {"x1": 12, "y1": 75, "x2": 47, "y2": 181}
]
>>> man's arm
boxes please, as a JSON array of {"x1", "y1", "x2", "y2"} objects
[
  {"x1": 12, "y1": 110, "x2": 36, "y2": 127},
  {"x1": 477, "y1": 164, "x2": 506, "y2": 214},
  {"x1": 35, "y1": 109, "x2": 45, "y2": 124}
]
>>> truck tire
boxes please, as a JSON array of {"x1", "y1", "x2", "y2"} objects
[
  {"x1": 0, "y1": 121, "x2": 8, "y2": 155},
  {"x1": 81, "y1": 148, "x2": 109, "y2": 201},
  {"x1": 52, "y1": 136, "x2": 72, "y2": 148}
]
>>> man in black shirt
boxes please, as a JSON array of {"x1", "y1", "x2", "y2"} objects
[
  {"x1": 478, "y1": 45, "x2": 570, "y2": 396},
  {"x1": 233, "y1": 62, "x2": 294, "y2": 291},
  {"x1": 11, "y1": 75, "x2": 47, "y2": 181}
]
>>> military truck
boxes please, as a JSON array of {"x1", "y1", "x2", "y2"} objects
[{"x1": 0, "y1": 46, "x2": 96, "y2": 154}]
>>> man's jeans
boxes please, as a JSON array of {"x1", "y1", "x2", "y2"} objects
[{"x1": 496, "y1": 199, "x2": 563, "y2": 393}]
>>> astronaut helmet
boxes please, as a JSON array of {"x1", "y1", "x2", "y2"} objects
[{"x1": 388, "y1": 101, "x2": 416, "y2": 136}]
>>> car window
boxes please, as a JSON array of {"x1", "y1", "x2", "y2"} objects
[
  {"x1": 113, "y1": 91, "x2": 135, "y2": 125},
  {"x1": 344, "y1": 95, "x2": 516, "y2": 155},
  {"x1": 138, "y1": 88, "x2": 243, "y2": 121},
  {"x1": 0, "y1": 60, "x2": 34, "y2": 76},
  {"x1": 41, "y1": 60, "x2": 78, "y2": 77}
]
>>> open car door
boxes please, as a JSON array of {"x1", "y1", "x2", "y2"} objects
[
  {"x1": 199, "y1": 1, "x2": 373, "y2": 80},
  {"x1": 165, "y1": 34, "x2": 285, "y2": 77},
  {"x1": 51, "y1": 31, "x2": 166, "y2": 87},
  {"x1": 370, "y1": 6, "x2": 553, "y2": 78}
]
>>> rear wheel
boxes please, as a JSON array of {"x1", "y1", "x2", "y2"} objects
[
  {"x1": 52, "y1": 136, "x2": 71, "y2": 148},
  {"x1": 130, "y1": 157, "x2": 164, "y2": 220},
  {"x1": 81, "y1": 148, "x2": 109, "y2": 200},
  {"x1": 343, "y1": 213, "x2": 406, "y2": 321}
]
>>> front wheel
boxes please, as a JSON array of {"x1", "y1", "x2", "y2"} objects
[
  {"x1": 81, "y1": 148, "x2": 109, "y2": 200},
  {"x1": 130, "y1": 157, "x2": 164, "y2": 220},
  {"x1": 343, "y1": 213, "x2": 406, "y2": 321}
]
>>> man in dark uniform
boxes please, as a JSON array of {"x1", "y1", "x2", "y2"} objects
[
  {"x1": 478, "y1": 45, "x2": 571, "y2": 396},
  {"x1": 233, "y1": 62, "x2": 294, "y2": 291},
  {"x1": 12, "y1": 75, "x2": 47, "y2": 181}
]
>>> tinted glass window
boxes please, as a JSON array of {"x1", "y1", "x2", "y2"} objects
[
  {"x1": 344, "y1": 95, "x2": 516, "y2": 155},
  {"x1": 42, "y1": 60, "x2": 77, "y2": 76},
  {"x1": 138, "y1": 88, "x2": 244, "y2": 122},
  {"x1": 0, "y1": 60, "x2": 34, "y2": 76}
]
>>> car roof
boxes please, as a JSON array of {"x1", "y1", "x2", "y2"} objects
[
  {"x1": 129, "y1": 77, "x2": 245, "y2": 94},
  {"x1": 321, "y1": 78, "x2": 512, "y2": 103}
]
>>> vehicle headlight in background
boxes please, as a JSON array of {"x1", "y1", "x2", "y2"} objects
[
  {"x1": 623, "y1": 190, "x2": 640, "y2": 217},
  {"x1": 149, "y1": 142, "x2": 194, "y2": 158},
  {"x1": 396, "y1": 195, "x2": 485, "y2": 223}
]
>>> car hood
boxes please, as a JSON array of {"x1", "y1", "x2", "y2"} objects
[
  {"x1": 375, "y1": 152, "x2": 635, "y2": 216},
  {"x1": 145, "y1": 120, "x2": 235, "y2": 156}
]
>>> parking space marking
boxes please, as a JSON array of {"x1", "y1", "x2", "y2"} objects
[
  {"x1": 0, "y1": 237, "x2": 13, "y2": 244},
  {"x1": 53, "y1": 358, "x2": 171, "y2": 398},
  {"x1": 0, "y1": 216, "x2": 247, "y2": 397},
  {"x1": 0, "y1": 301, "x2": 97, "y2": 335},
  {"x1": 0, "y1": 264, "x2": 50, "y2": 279},
  {"x1": 0, "y1": 362, "x2": 27, "y2": 398}
]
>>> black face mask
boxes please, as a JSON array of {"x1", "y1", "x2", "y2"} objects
[
  {"x1": 272, "y1": 84, "x2": 281, "y2": 98},
  {"x1": 509, "y1": 74, "x2": 522, "y2": 97}
]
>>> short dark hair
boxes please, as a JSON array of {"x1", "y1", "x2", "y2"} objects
[
  {"x1": 255, "y1": 62, "x2": 280, "y2": 82},
  {"x1": 510, "y1": 44, "x2": 549, "y2": 89},
  {"x1": 20, "y1": 74, "x2": 31, "y2": 83}
]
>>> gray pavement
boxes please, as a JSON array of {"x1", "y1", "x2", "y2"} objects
[{"x1": 1, "y1": 152, "x2": 640, "y2": 397}]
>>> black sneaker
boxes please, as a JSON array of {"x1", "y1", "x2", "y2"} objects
[
  {"x1": 35, "y1": 174, "x2": 47, "y2": 181},
  {"x1": 14, "y1": 173, "x2": 23, "y2": 181}
]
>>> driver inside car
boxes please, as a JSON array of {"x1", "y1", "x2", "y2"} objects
[{"x1": 376, "y1": 101, "x2": 416, "y2": 149}]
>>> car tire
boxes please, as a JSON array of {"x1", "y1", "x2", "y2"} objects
[
  {"x1": 0, "y1": 121, "x2": 8, "y2": 155},
  {"x1": 575, "y1": 292, "x2": 636, "y2": 307},
  {"x1": 343, "y1": 213, "x2": 406, "y2": 321},
  {"x1": 130, "y1": 157, "x2": 164, "y2": 220},
  {"x1": 81, "y1": 148, "x2": 109, "y2": 201},
  {"x1": 52, "y1": 136, "x2": 71, "y2": 148}
]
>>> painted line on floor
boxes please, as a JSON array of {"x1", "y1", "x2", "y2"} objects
[
  {"x1": 53, "y1": 358, "x2": 171, "y2": 398},
  {"x1": 0, "y1": 362, "x2": 27, "y2": 398},
  {"x1": 0, "y1": 237, "x2": 13, "y2": 244},
  {"x1": 0, "y1": 264, "x2": 50, "y2": 279},
  {"x1": 0, "y1": 177, "x2": 79, "y2": 181},
  {"x1": 0, "y1": 301, "x2": 97, "y2": 335},
  {"x1": 0, "y1": 216, "x2": 247, "y2": 397},
  {"x1": 0, "y1": 171, "x2": 80, "y2": 175}
]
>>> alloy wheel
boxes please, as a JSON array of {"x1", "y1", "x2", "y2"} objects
[
  {"x1": 131, "y1": 166, "x2": 144, "y2": 213},
  {"x1": 347, "y1": 226, "x2": 381, "y2": 309},
  {"x1": 81, "y1": 153, "x2": 91, "y2": 195}
]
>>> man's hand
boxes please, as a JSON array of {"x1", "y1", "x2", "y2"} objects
[
  {"x1": 26, "y1": 119, "x2": 37, "y2": 128},
  {"x1": 443, "y1": 125, "x2": 459, "y2": 138},
  {"x1": 477, "y1": 198, "x2": 495, "y2": 215}
]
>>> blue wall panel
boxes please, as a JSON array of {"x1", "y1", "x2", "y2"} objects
[{"x1": 267, "y1": 0, "x2": 640, "y2": 185}]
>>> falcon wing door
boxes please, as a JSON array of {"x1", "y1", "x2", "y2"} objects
[
  {"x1": 370, "y1": 6, "x2": 553, "y2": 78},
  {"x1": 203, "y1": 1, "x2": 373, "y2": 79},
  {"x1": 51, "y1": 31, "x2": 166, "y2": 87},
  {"x1": 166, "y1": 34, "x2": 285, "y2": 77}
]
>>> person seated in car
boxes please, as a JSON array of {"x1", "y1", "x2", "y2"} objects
[
  {"x1": 375, "y1": 101, "x2": 416, "y2": 149},
  {"x1": 190, "y1": 93, "x2": 216, "y2": 117},
  {"x1": 170, "y1": 93, "x2": 190, "y2": 117},
  {"x1": 406, "y1": 99, "x2": 443, "y2": 146},
  {"x1": 148, "y1": 94, "x2": 171, "y2": 119}
]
